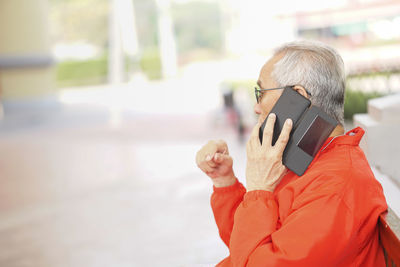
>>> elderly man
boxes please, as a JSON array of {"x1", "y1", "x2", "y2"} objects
[{"x1": 195, "y1": 41, "x2": 387, "y2": 266}]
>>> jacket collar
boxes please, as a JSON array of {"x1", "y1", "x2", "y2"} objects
[
  {"x1": 320, "y1": 127, "x2": 365, "y2": 153},
  {"x1": 295, "y1": 127, "x2": 365, "y2": 176}
]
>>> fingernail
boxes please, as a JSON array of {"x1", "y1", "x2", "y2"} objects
[
  {"x1": 286, "y1": 119, "x2": 292, "y2": 126},
  {"x1": 206, "y1": 155, "x2": 211, "y2": 161},
  {"x1": 269, "y1": 113, "x2": 276, "y2": 119}
]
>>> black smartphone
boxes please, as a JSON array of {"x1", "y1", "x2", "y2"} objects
[
  {"x1": 258, "y1": 87, "x2": 338, "y2": 176},
  {"x1": 259, "y1": 87, "x2": 310, "y2": 146}
]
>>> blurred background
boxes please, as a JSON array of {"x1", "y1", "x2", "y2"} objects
[{"x1": 0, "y1": 0, "x2": 399, "y2": 266}]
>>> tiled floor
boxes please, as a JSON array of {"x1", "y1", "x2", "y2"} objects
[{"x1": 0, "y1": 102, "x2": 248, "y2": 266}]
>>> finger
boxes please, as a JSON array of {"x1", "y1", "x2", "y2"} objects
[
  {"x1": 196, "y1": 151, "x2": 211, "y2": 167},
  {"x1": 206, "y1": 141, "x2": 219, "y2": 155},
  {"x1": 252, "y1": 120, "x2": 262, "y2": 137},
  {"x1": 196, "y1": 141, "x2": 219, "y2": 166},
  {"x1": 249, "y1": 121, "x2": 263, "y2": 142},
  {"x1": 206, "y1": 154, "x2": 218, "y2": 168},
  {"x1": 215, "y1": 140, "x2": 229, "y2": 154},
  {"x1": 198, "y1": 160, "x2": 215, "y2": 173},
  {"x1": 213, "y1": 153, "x2": 233, "y2": 167},
  {"x1": 261, "y1": 113, "x2": 276, "y2": 147},
  {"x1": 207, "y1": 140, "x2": 228, "y2": 167},
  {"x1": 247, "y1": 121, "x2": 263, "y2": 150},
  {"x1": 274, "y1": 118, "x2": 293, "y2": 154}
]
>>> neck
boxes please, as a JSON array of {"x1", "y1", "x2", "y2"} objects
[{"x1": 329, "y1": 124, "x2": 345, "y2": 137}]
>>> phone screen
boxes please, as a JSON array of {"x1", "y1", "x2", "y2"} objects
[{"x1": 297, "y1": 115, "x2": 333, "y2": 157}]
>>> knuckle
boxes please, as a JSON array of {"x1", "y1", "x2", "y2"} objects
[
  {"x1": 195, "y1": 153, "x2": 202, "y2": 164},
  {"x1": 207, "y1": 140, "x2": 215, "y2": 147},
  {"x1": 272, "y1": 151, "x2": 281, "y2": 160},
  {"x1": 264, "y1": 129, "x2": 273, "y2": 136},
  {"x1": 217, "y1": 140, "x2": 228, "y2": 150},
  {"x1": 204, "y1": 140, "x2": 217, "y2": 152},
  {"x1": 198, "y1": 160, "x2": 205, "y2": 168},
  {"x1": 279, "y1": 137, "x2": 289, "y2": 144}
]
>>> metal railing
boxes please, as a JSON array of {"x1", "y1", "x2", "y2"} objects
[
  {"x1": 0, "y1": 54, "x2": 54, "y2": 69},
  {"x1": 379, "y1": 207, "x2": 400, "y2": 267}
]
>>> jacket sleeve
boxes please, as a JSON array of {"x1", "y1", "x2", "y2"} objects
[
  {"x1": 220, "y1": 188, "x2": 357, "y2": 267},
  {"x1": 210, "y1": 179, "x2": 246, "y2": 247}
]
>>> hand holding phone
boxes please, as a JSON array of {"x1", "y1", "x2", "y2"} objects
[
  {"x1": 247, "y1": 113, "x2": 293, "y2": 192},
  {"x1": 259, "y1": 87, "x2": 338, "y2": 176}
]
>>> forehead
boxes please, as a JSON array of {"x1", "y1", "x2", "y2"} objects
[{"x1": 257, "y1": 53, "x2": 284, "y2": 88}]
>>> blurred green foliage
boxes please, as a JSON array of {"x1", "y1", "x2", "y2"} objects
[
  {"x1": 56, "y1": 57, "x2": 108, "y2": 88},
  {"x1": 50, "y1": 0, "x2": 109, "y2": 48},
  {"x1": 172, "y1": 1, "x2": 223, "y2": 57},
  {"x1": 347, "y1": 70, "x2": 400, "y2": 79},
  {"x1": 51, "y1": 0, "x2": 224, "y2": 83},
  {"x1": 139, "y1": 47, "x2": 162, "y2": 80},
  {"x1": 132, "y1": 0, "x2": 161, "y2": 80},
  {"x1": 344, "y1": 89, "x2": 384, "y2": 120}
]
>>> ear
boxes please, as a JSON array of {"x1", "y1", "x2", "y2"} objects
[{"x1": 293, "y1": 85, "x2": 309, "y2": 99}]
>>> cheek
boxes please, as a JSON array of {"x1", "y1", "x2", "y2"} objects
[
  {"x1": 257, "y1": 103, "x2": 272, "y2": 124},
  {"x1": 260, "y1": 93, "x2": 281, "y2": 116},
  {"x1": 261, "y1": 103, "x2": 274, "y2": 115},
  {"x1": 260, "y1": 100, "x2": 275, "y2": 116}
]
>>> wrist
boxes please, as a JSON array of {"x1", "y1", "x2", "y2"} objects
[
  {"x1": 212, "y1": 173, "x2": 237, "y2": 188},
  {"x1": 246, "y1": 186, "x2": 274, "y2": 192},
  {"x1": 246, "y1": 180, "x2": 275, "y2": 192}
]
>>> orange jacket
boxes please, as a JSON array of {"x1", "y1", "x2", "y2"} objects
[{"x1": 211, "y1": 127, "x2": 388, "y2": 266}]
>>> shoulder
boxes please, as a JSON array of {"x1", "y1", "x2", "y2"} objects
[
  {"x1": 302, "y1": 144, "x2": 386, "y2": 212},
  {"x1": 308, "y1": 143, "x2": 372, "y2": 184}
]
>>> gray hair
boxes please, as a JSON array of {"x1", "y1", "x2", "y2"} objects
[{"x1": 271, "y1": 40, "x2": 345, "y2": 125}]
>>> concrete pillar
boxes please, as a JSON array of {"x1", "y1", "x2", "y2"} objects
[
  {"x1": 108, "y1": 0, "x2": 123, "y2": 84},
  {"x1": 108, "y1": 0, "x2": 139, "y2": 84},
  {"x1": 0, "y1": 0, "x2": 54, "y2": 100},
  {"x1": 354, "y1": 93, "x2": 400, "y2": 186},
  {"x1": 156, "y1": 0, "x2": 178, "y2": 79}
]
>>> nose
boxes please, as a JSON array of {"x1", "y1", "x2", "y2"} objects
[{"x1": 254, "y1": 102, "x2": 262, "y2": 114}]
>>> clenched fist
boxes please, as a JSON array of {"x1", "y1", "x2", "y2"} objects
[{"x1": 195, "y1": 140, "x2": 237, "y2": 187}]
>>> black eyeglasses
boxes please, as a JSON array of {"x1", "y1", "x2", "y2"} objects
[{"x1": 254, "y1": 85, "x2": 312, "y2": 104}]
